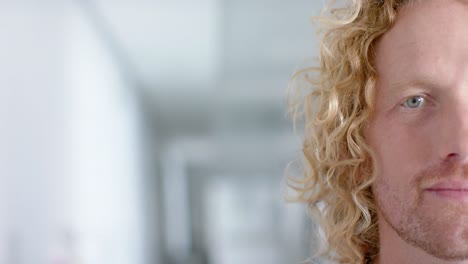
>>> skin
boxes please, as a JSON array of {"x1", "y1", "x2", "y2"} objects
[{"x1": 366, "y1": 0, "x2": 468, "y2": 263}]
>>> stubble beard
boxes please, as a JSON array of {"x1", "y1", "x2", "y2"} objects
[{"x1": 374, "y1": 162, "x2": 468, "y2": 261}]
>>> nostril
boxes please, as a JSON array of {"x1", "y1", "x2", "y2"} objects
[
  {"x1": 444, "y1": 153, "x2": 468, "y2": 164},
  {"x1": 444, "y1": 153, "x2": 461, "y2": 163}
]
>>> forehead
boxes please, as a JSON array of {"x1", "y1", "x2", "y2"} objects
[{"x1": 375, "y1": 0, "x2": 468, "y2": 89}]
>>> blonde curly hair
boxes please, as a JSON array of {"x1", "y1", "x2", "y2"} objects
[{"x1": 287, "y1": 0, "x2": 414, "y2": 263}]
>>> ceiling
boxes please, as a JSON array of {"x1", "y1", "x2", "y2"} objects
[
  {"x1": 85, "y1": 0, "x2": 322, "y2": 96},
  {"x1": 76, "y1": 0, "x2": 323, "y2": 158}
]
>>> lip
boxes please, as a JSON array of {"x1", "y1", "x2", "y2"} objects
[{"x1": 424, "y1": 181, "x2": 468, "y2": 201}]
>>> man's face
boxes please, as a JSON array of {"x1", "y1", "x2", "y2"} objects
[{"x1": 367, "y1": 0, "x2": 468, "y2": 260}]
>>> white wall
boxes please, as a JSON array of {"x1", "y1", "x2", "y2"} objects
[
  {"x1": 0, "y1": 2, "x2": 69, "y2": 263},
  {"x1": 64, "y1": 1, "x2": 145, "y2": 263},
  {"x1": 0, "y1": 1, "x2": 146, "y2": 263}
]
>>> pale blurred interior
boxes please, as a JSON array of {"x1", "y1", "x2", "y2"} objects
[{"x1": 0, "y1": 1, "x2": 323, "y2": 263}]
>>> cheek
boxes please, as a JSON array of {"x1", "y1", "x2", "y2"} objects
[{"x1": 368, "y1": 118, "x2": 430, "y2": 187}]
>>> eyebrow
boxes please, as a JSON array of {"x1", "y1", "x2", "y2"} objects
[{"x1": 389, "y1": 78, "x2": 439, "y2": 93}]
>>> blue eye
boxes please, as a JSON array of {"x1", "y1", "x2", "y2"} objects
[{"x1": 402, "y1": 96, "x2": 425, "y2": 108}]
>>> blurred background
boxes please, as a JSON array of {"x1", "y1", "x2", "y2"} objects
[{"x1": 0, "y1": 0, "x2": 323, "y2": 263}]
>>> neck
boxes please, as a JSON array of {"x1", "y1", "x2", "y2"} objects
[{"x1": 377, "y1": 216, "x2": 468, "y2": 264}]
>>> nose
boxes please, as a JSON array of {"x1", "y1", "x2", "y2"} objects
[{"x1": 438, "y1": 103, "x2": 468, "y2": 163}]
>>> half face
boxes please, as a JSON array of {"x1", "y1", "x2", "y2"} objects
[{"x1": 367, "y1": 0, "x2": 468, "y2": 261}]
